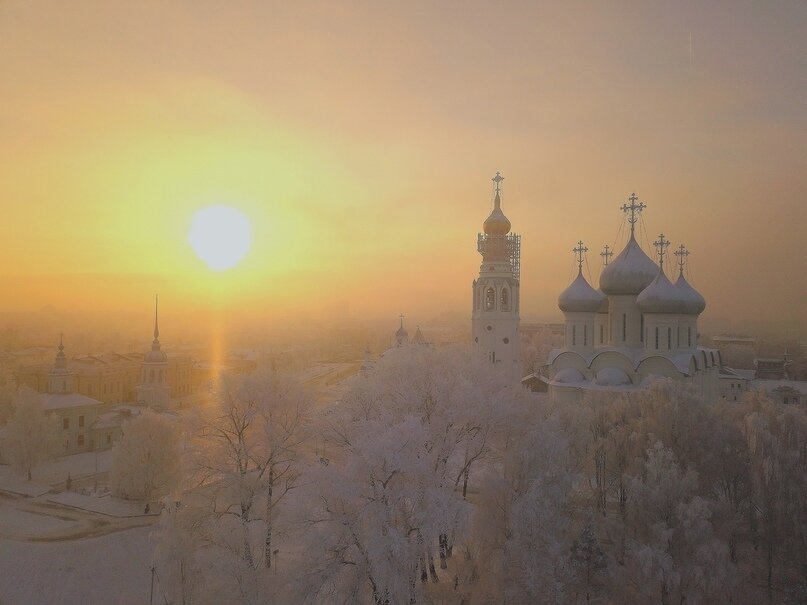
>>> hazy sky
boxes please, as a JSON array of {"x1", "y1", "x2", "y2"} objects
[{"x1": 1, "y1": 1, "x2": 805, "y2": 327}]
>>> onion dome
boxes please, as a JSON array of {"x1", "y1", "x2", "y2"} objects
[
  {"x1": 674, "y1": 274, "x2": 706, "y2": 315},
  {"x1": 558, "y1": 271, "x2": 606, "y2": 313},
  {"x1": 637, "y1": 269, "x2": 689, "y2": 314},
  {"x1": 483, "y1": 191, "x2": 511, "y2": 236},
  {"x1": 599, "y1": 237, "x2": 658, "y2": 295}
]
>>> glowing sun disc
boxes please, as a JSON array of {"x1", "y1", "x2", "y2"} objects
[{"x1": 188, "y1": 205, "x2": 252, "y2": 271}]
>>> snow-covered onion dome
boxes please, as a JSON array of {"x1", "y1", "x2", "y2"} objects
[
  {"x1": 553, "y1": 367, "x2": 585, "y2": 383},
  {"x1": 599, "y1": 236, "x2": 658, "y2": 296},
  {"x1": 594, "y1": 367, "x2": 631, "y2": 386},
  {"x1": 558, "y1": 271, "x2": 606, "y2": 313},
  {"x1": 637, "y1": 269, "x2": 689, "y2": 314},
  {"x1": 674, "y1": 274, "x2": 706, "y2": 315},
  {"x1": 483, "y1": 190, "x2": 511, "y2": 236}
]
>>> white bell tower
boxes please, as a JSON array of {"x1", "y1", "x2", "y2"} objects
[{"x1": 472, "y1": 172, "x2": 522, "y2": 380}]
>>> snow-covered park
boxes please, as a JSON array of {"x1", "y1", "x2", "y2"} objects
[{"x1": 1, "y1": 346, "x2": 806, "y2": 604}]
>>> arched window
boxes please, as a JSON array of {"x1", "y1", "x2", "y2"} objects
[
  {"x1": 584, "y1": 324, "x2": 587, "y2": 346},
  {"x1": 640, "y1": 315, "x2": 644, "y2": 343},
  {"x1": 159, "y1": 369, "x2": 163, "y2": 383},
  {"x1": 485, "y1": 288, "x2": 496, "y2": 311},
  {"x1": 667, "y1": 327, "x2": 672, "y2": 350},
  {"x1": 688, "y1": 327, "x2": 692, "y2": 348},
  {"x1": 600, "y1": 324, "x2": 604, "y2": 344},
  {"x1": 149, "y1": 369, "x2": 155, "y2": 382},
  {"x1": 655, "y1": 327, "x2": 659, "y2": 350},
  {"x1": 622, "y1": 314, "x2": 627, "y2": 342},
  {"x1": 500, "y1": 288, "x2": 509, "y2": 310},
  {"x1": 572, "y1": 325, "x2": 576, "y2": 346}
]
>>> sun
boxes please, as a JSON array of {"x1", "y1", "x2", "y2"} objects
[{"x1": 188, "y1": 205, "x2": 252, "y2": 271}]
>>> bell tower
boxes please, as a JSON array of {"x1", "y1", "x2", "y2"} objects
[{"x1": 471, "y1": 172, "x2": 521, "y2": 380}]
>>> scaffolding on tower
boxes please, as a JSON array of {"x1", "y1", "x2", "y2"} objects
[{"x1": 477, "y1": 232, "x2": 521, "y2": 282}]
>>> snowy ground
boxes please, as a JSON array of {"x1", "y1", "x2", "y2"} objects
[
  {"x1": 0, "y1": 449, "x2": 112, "y2": 492},
  {"x1": 0, "y1": 526, "x2": 153, "y2": 605}
]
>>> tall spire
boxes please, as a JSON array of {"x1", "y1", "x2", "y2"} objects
[
  {"x1": 152, "y1": 294, "x2": 161, "y2": 351},
  {"x1": 600, "y1": 244, "x2": 613, "y2": 267},
  {"x1": 653, "y1": 233, "x2": 671, "y2": 269},
  {"x1": 573, "y1": 240, "x2": 588, "y2": 274},
  {"x1": 399, "y1": 313, "x2": 404, "y2": 330},
  {"x1": 674, "y1": 244, "x2": 690, "y2": 276},
  {"x1": 53, "y1": 333, "x2": 68, "y2": 371},
  {"x1": 620, "y1": 193, "x2": 647, "y2": 240}
]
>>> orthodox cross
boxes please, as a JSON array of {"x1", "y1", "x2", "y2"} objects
[
  {"x1": 653, "y1": 233, "x2": 671, "y2": 268},
  {"x1": 573, "y1": 240, "x2": 588, "y2": 272},
  {"x1": 674, "y1": 244, "x2": 689, "y2": 276},
  {"x1": 492, "y1": 171, "x2": 504, "y2": 195},
  {"x1": 620, "y1": 192, "x2": 646, "y2": 238},
  {"x1": 600, "y1": 244, "x2": 613, "y2": 266}
]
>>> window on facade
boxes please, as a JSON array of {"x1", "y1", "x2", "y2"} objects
[
  {"x1": 622, "y1": 314, "x2": 627, "y2": 342},
  {"x1": 500, "y1": 288, "x2": 509, "y2": 310},
  {"x1": 485, "y1": 288, "x2": 495, "y2": 311},
  {"x1": 79, "y1": 415, "x2": 84, "y2": 428},
  {"x1": 655, "y1": 327, "x2": 659, "y2": 350},
  {"x1": 688, "y1": 327, "x2": 692, "y2": 348},
  {"x1": 667, "y1": 327, "x2": 672, "y2": 350},
  {"x1": 106, "y1": 434, "x2": 111, "y2": 444},
  {"x1": 63, "y1": 417, "x2": 69, "y2": 430},
  {"x1": 78, "y1": 434, "x2": 84, "y2": 447},
  {"x1": 600, "y1": 324, "x2": 604, "y2": 344},
  {"x1": 572, "y1": 325, "x2": 576, "y2": 346},
  {"x1": 584, "y1": 324, "x2": 587, "y2": 346},
  {"x1": 640, "y1": 315, "x2": 644, "y2": 343}
]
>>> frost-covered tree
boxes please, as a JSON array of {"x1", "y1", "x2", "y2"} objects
[
  {"x1": 155, "y1": 369, "x2": 312, "y2": 604},
  {"x1": 300, "y1": 344, "x2": 525, "y2": 603},
  {"x1": 3, "y1": 387, "x2": 58, "y2": 480},
  {"x1": 109, "y1": 409, "x2": 181, "y2": 501}
]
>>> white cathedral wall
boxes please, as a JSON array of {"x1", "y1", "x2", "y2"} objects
[
  {"x1": 643, "y1": 314, "x2": 680, "y2": 355},
  {"x1": 563, "y1": 312, "x2": 596, "y2": 355},
  {"x1": 608, "y1": 295, "x2": 643, "y2": 348}
]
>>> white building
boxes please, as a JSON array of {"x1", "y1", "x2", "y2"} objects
[
  {"x1": 471, "y1": 172, "x2": 522, "y2": 381},
  {"x1": 40, "y1": 335, "x2": 105, "y2": 455},
  {"x1": 539, "y1": 194, "x2": 720, "y2": 403}
]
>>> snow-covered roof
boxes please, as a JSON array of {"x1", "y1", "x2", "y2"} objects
[
  {"x1": 599, "y1": 236, "x2": 658, "y2": 295},
  {"x1": 750, "y1": 380, "x2": 807, "y2": 396},
  {"x1": 558, "y1": 271, "x2": 606, "y2": 313},
  {"x1": 41, "y1": 393, "x2": 104, "y2": 411},
  {"x1": 546, "y1": 345, "x2": 719, "y2": 375}
]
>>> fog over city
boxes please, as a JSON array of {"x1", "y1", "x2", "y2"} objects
[{"x1": 0, "y1": 2, "x2": 805, "y2": 605}]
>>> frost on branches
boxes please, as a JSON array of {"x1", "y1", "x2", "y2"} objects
[{"x1": 148, "y1": 346, "x2": 807, "y2": 605}]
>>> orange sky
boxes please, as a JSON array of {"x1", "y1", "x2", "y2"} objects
[{"x1": 1, "y1": 1, "x2": 805, "y2": 328}]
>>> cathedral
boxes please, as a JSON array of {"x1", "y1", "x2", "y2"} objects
[
  {"x1": 539, "y1": 194, "x2": 720, "y2": 403},
  {"x1": 469, "y1": 179, "x2": 720, "y2": 402}
]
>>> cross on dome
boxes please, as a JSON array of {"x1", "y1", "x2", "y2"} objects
[
  {"x1": 674, "y1": 244, "x2": 690, "y2": 276},
  {"x1": 492, "y1": 171, "x2": 504, "y2": 196},
  {"x1": 573, "y1": 240, "x2": 588, "y2": 272},
  {"x1": 600, "y1": 244, "x2": 613, "y2": 266},
  {"x1": 653, "y1": 233, "x2": 671, "y2": 268},
  {"x1": 620, "y1": 193, "x2": 647, "y2": 239}
]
